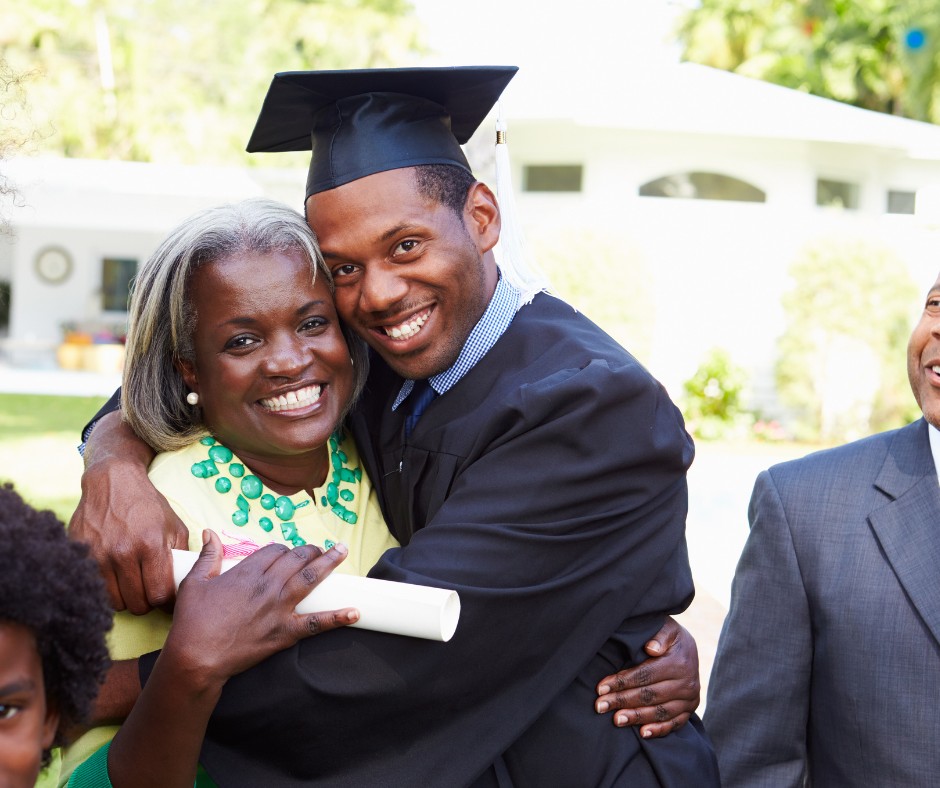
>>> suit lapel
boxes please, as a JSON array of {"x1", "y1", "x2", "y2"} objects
[{"x1": 869, "y1": 420, "x2": 940, "y2": 649}]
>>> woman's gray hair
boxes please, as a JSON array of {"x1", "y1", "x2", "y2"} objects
[{"x1": 122, "y1": 197, "x2": 368, "y2": 453}]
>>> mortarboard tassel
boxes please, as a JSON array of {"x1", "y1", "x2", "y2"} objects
[{"x1": 492, "y1": 102, "x2": 552, "y2": 307}]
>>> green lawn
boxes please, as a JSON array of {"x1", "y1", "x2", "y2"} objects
[{"x1": 0, "y1": 393, "x2": 109, "y2": 524}]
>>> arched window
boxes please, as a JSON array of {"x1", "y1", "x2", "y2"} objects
[{"x1": 639, "y1": 172, "x2": 766, "y2": 203}]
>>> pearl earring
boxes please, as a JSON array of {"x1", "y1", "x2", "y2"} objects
[{"x1": 186, "y1": 392, "x2": 199, "y2": 406}]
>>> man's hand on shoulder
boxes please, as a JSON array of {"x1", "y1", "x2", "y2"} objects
[
  {"x1": 69, "y1": 411, "x2": 188, "y2": 614},
  {"x1": 594, "y1": 616, "x2": 700, "y2": 738}
]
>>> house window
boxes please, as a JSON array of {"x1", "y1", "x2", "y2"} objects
[
  {"x1": 816, "y1": 178, "x2": 859, "y2": 209},
  {"x1": 887, "y1": 190, "x2": 916, "y2": 215},
  {"x1": 639, "y1": 172, "x2": 765, "y2": 203},
  {"x1": 101, "y1": 257, "x2": 137, "y2": 312},
  {"x1": 0, "y1": 281, "x2": 10, "y2": 331},
  {"x1": 523, "y1": 164, "x2": 583, "y2": 192}
]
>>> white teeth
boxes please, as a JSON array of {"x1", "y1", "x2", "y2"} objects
[
  {"x1": 384, "y1": 312, "x2": 428, "y2": 340},
  {"x1": 933, "y1": 366, "x2": 940, "y2": 374},
  {"x1": 261, "y1": 385, "x2": 321, "y2": 412}
]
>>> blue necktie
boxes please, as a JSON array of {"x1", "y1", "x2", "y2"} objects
[{"x1": 404, "y1": 380, "x2": 438, "y2": 439}]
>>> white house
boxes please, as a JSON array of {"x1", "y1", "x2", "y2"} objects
[
  {"x1": 501, "y1": 64, "x2": 940, "y2": 422},
  {"x1": 4, "y1": 64, "x2": 940, "y2": 426},
  {"x1": 0, "y1": 158, "x2": 304, "y2": 369}
]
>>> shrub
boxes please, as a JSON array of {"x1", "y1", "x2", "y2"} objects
[
  {"x1": 775, "y1": 238, "x2": 920, "y2": 442},
  {"x1": 682, "y1": 348, "x2": 750, "y2": 440}
]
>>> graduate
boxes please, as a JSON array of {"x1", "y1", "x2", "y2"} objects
[{"x1": 74, "y1": 66, "x2": 716, "y2": 786}]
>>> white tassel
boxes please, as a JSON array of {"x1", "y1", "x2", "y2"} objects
[{"x1": 493, "y1": 102, "x2": 551, "y2": 307}]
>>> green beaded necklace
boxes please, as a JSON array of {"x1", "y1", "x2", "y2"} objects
[{"x1": 189, "y1": 431, "x2": 362, "y2": 548}]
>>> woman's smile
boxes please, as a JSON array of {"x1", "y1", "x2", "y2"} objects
[{"x1": 259, "y1": 383, "x2": 323, "y2": 413}]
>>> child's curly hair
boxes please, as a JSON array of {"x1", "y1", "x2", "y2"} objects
[{"x1": 0, "y1": 483, "x2": 112, "y2": 761}]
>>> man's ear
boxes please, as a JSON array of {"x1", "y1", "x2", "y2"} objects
[
  {"x1": 464, "y1": 181, "x2": 501, "y2": 255},
  {"x1": 176, "y1": 357, "x2": 199, "y2": 395}
]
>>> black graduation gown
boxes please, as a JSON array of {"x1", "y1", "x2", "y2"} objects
[{"x1": 140, "y1": 294, "x2": 718, "y2": 786}]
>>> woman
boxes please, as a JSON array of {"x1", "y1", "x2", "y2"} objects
[{"x1": 63, "y1": 198, "x2": 397, "y2": 787}]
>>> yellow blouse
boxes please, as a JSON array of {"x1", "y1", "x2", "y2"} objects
[{"x1": 59, "y1": 430, "x2": 397, "y2": 786}]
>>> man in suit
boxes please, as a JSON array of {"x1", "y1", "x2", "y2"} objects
[{"x1": 704, "y1": 272, "x2": 940, "y2": 786}]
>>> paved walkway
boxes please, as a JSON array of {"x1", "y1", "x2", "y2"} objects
[{"x1": 0, "y1": 361, "x2": 120, "y2": 397}]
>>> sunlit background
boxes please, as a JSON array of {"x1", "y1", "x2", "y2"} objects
[{"x1": 4, "y1": 0, "x2": 940, "y2": 706}]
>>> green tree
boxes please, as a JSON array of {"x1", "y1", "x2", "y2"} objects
[
  {"x1": 679, "y1": 0, "x2": 940, "y2": 123},
  {"x1": 1, "y1": 57, "x2": 36, "y2": 229},
  {"x1": 775, "y1": 237, "x2": 920, "y2": 441},
  {"x1": 0, "y1": 0, "x2": 424, "y2": 164}
]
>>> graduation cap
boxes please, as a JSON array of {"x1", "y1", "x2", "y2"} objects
[
  {"x1": 248, "y1": 64, "x2": 550, "y2": 303},
  {"x1": 246, "y1": 66, "x2": 518, "y2": 198}
]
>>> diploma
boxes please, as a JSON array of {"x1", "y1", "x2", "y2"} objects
[{"x1": 171, "y1": 549, "x2": 460, "y2": 642}]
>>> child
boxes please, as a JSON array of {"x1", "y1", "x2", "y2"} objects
[{"x1": 0, "y1": 484, "x2": 111, "y2": 787}]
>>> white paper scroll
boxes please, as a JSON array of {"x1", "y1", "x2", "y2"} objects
[{"x1": 171, "y1": 549, "x2": 460, "y2": 642}]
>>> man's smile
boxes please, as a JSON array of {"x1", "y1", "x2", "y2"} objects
[{"x1": 376, "y1": 308, "x2": 432, "y2": 342}]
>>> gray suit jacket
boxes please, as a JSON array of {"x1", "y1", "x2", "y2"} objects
[{"x1": 704, "y1": 419, "x2": 940, "y2": 787}]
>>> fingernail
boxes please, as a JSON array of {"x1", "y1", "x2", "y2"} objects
[
  {"x1": 648, "y1": 639, "x2": 662, "y2": 652},
  {"x1": 202, "y1": 529, "x2": 210, "y2": 545},
  {"x1": 642, "y1": 728, "x2": 652, "y2": 738},
  {"x1": 346, "y1": 608, "x2": 359, "y2": 622},
  {"x1": 598, "y1": 684, "x2": 610, "y2": 695},
  {"x1": 596, "y1": 701, "x2": 609, "y2": 714},
  {"x1": 615, "y1": 713, "x2": 628, "y2": 727},
  {"x1": 333, "y1": 542, "x2": 348, "y2": 555}
]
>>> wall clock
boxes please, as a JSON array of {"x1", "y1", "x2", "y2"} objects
[{"x1": 34, "y1": 246, "x2": 73, "y2": 284}]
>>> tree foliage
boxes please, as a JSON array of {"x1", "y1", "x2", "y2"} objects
[
  {"x1": 678, "y1": 0, "x2": 940, "y2": 123},
  {"x1": 0, "y1": 0, "x2": 424, "y2": 164},
  {"x1": 0, "y1": 58, "x2": 36, "y2": 230}
]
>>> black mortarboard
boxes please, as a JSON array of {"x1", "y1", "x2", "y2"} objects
[{"x1": 246, "y1": 66, "x2": 518, "y2": 198}]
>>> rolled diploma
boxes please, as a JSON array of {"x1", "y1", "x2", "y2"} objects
[{"x1": 171, "y1": 549, "x2": 460, "y2": 642}]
